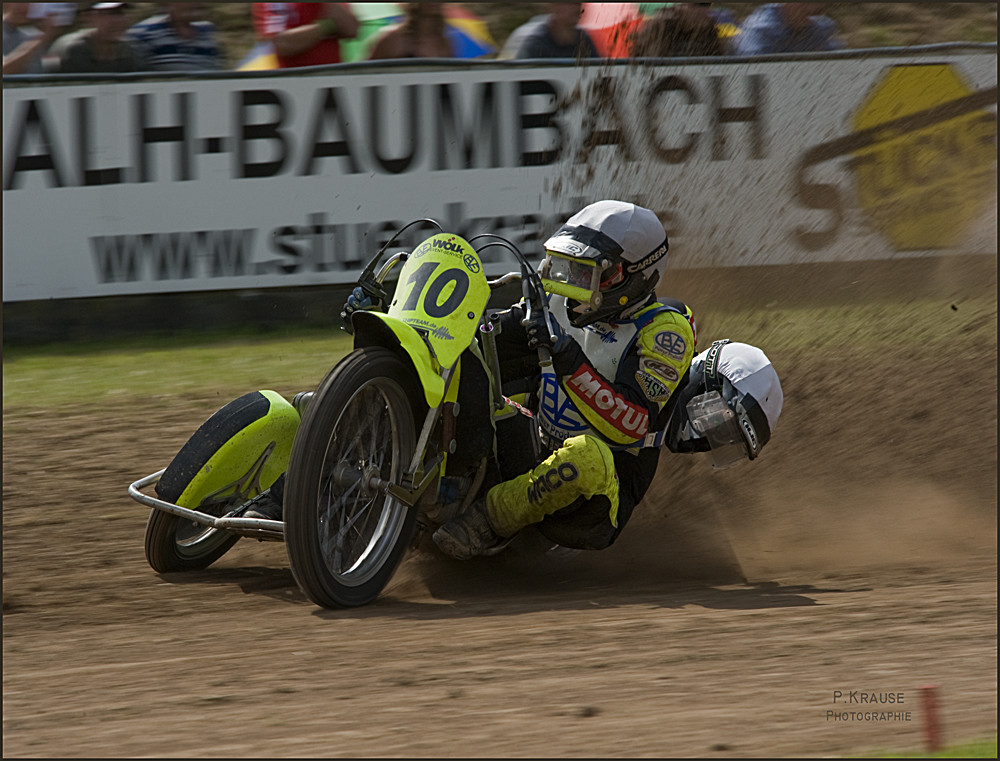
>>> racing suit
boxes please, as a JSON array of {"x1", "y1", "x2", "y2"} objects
[{"x1": 484, "y1": 293, "x2": 697, "y2": 549}]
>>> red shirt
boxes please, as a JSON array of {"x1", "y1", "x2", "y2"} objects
[{"x1": 252, "y1": 3, "x2": 344, "y2": 68}]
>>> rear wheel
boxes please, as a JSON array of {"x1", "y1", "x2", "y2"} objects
[
  {"x1": 284, "y1": 348, "x2": 421, "y2": 608},
  {"x1": 145, "y1": 391, "x2": 298, "y2": 572}
]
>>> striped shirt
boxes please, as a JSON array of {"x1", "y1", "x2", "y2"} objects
[{"x1": 127, "y1": 14, "x2": 222, "y2": 72}]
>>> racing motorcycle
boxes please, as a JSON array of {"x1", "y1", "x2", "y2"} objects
[{"x1": 129, "y1": 220, "x2": 559, "y2": 609}]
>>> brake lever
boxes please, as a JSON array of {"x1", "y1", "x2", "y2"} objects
[{"x1": 521, "y1": 267, "x2": 556, "y2": 365}]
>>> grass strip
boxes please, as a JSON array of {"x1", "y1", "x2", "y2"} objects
[{"x1": 4, "y1": 296, "x2": 994, "y2": 412}]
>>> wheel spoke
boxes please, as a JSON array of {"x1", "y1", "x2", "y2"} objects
[
  {"x1": 368, "y1": 398, "x2": 391, "y2": 463},
  {"x1": 318, "y1": 456, "x2": 390, "y2": 574},
  {"x1": 338, "y1": 413, "x2": 368, "y2": 461}
]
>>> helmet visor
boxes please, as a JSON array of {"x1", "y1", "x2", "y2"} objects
[{"x1": 686, "y1": 390, "x2": 747, "y2": 469}]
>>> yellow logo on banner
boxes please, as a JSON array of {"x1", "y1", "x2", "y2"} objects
[{"x1": 850, "y1": 64, "x2": 996, "y2": 250}]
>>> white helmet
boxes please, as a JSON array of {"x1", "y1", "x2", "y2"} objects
[
  {"x1": 684, "y1": 340, "x2": 783, "y2": 468},
  {"x1": 540, "y1": 200, "x2": 669, "y2": 327}
]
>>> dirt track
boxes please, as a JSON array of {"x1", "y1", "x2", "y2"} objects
[{"x1": 3, "y1": 257, "x2": 997, "y2": 758}]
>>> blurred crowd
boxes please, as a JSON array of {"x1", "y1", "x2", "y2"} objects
[{"x1": 3, "y1": 2, "x2": 845, "y2": 76}]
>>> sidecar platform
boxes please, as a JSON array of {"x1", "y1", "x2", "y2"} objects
[{"x1": 128, "y1": 469, "x2": 286, "y2": 542}]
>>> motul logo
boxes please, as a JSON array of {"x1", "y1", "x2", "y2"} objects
[{"x1": 568, "y1": 367, "x2": 649, "y2": 436}]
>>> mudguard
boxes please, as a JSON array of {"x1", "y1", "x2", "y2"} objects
[
  {"x1": 157, "y1": 389, "x2": 300, "y2": 508},
  {"x1": 351, "y1": 311, "x2": 445, "y2": 408}
]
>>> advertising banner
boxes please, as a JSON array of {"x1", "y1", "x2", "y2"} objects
[{"x1": 3, "y1": 49, "x2": 996, "y2": 302}]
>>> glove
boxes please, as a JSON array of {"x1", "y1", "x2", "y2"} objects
[
  {"x1": 523, "y1": 309, "x2": 562, "y2": 350},
  {"x1": 341, "y1": 285, "x2": 384, "y2": 333},
  {"x1": 343, "y1": 285, "x2": 382, "y2": 317}
]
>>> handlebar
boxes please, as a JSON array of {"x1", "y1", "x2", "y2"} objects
[
  {"x1": 470, "y1": 236, "x2": 557, "y2": 365},
  {"x1": 487, "y1": 272, "x2": 522, "y2": 290},
  {"x1": 348, "y1": 222, "x2": 558, "y2": 366}
]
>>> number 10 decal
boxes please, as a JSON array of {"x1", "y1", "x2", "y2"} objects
[{"x1": 399, "y1": 261, "x2": 470, "y2": 318}]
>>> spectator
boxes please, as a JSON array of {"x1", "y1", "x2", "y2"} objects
[
  {"x1": 368, "y1": 2, "x2": 453, "y2": 60},
  {"x1": 48, "y1": 12, "x2": 94, "y2": 67},
  {"x1": 3, "y1": 2, "x2": 64, "y2": 74},
  {"x1": 498, "y1": 2, "x2": 599, "y2": 60},
  {"x1": 733, "y1": 3, "x2": 844, "y2": 55},
  {"x1": 251, "y1": 2, "x2": 358, "y2": 69},
  {"x1": 126, "y1": 2, "x2": 223, "y2": 71},
  {"x1": 631, "y1": 3, "x2": 726, "y2": 58},
  {"x1": 57, "y1": 2, "x2": 140, "y2": 73}
]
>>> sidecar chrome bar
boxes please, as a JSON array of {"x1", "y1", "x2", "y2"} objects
[
  {"x1": 130, "y1": 453, "x2": 436, "y2": 539},
  {"x1": 128, "y1": 470, "x2": 285, "y2": 538}
]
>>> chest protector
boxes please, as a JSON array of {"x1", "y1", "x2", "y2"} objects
[{"x1": 537, "y1": 295, "x2": 682, "y2": 450}]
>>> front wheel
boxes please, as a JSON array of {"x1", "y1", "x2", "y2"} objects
[{"x1": 284, "y1": 348, "x2": 422, "y2": 608}]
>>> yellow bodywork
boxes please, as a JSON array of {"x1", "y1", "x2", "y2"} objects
[
  {"x1": 357, "y1": 233, "x2": 491, "y2": 409},
  {"x1": 175, "y1": 390, "x2": 299, "y2": 508},
  {"x1": 353, "y1": 311, "x2": 446, "y2": 408}
]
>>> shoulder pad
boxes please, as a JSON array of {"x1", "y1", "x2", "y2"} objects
[
  {"x1": 638, "y1": 299, "x2": 696, "y2": 348},
  {"x1": 632, "y1": 299, "x2": 693, "y2": 328}
]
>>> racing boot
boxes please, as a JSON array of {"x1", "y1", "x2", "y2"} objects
[{"x1": 432, "y1": 497, "x2": 510, "y2": 560}]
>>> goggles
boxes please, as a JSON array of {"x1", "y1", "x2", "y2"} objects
[
  {"x1": 685, "y1": 390, "x2": 748, "y2": 469},
  {"x1": 539, "y1": 250, "x2": 610, "y2": 312}
]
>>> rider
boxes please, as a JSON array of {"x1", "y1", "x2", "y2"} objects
[
  {"x1": 431, "y1": 199, "x2": 700, "y2": 558},
  {"x1": 432, "y1": 331, "x2": 783, "y2": 560}
]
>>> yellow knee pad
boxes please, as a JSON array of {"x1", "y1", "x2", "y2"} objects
[{"x1": 487, "y1": 434, "x2": 620, "y2": 536}]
